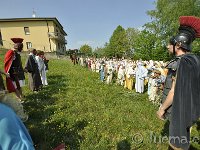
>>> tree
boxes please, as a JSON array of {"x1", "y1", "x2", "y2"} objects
[
  {"x1": 144, "y1": 0, "x2": 200, "y2": 59},
  {"x1": 107, "y1": 25, "x2": 129, "y2": 58},
  {"x1": 93, "y1": 47, "x2": 105, "y2": 58},
  {"x1": 126, "y1": 28, "x2": 140, "y2": 58},
  {"x1": 79, "y1": 44, "x2": 92, "y2": 56},
  {"x1": 133, "y1": 30, "x2": 155, "y2": 60}
]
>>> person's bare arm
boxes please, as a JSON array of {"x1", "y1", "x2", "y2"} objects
[{"x1": 157, "y1": 80, "x2": 175, "y2": 120}]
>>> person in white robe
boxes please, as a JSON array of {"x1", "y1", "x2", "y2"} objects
[
  {"x1": 95, "y1": 61, "x2": 100, "y2": 73},
  {"x1": 35, "y1": 51, "x2": 48, "y2": 86},
  {"x1": 147, "y1": 60, "x2": 154, "y2": 96},
  {"x1": 126, "y1": 64, "x2": 135, "y2": 90},
  {"x1": 80, "y1": 56, "x2": 84, "y2": 66},
  {"x1": 91, "y1": 60, "x2": 96, "y2": 72},
  {"x1": 135, "y1": 62, "x2": 148, "y2": 93},
  {"x1": 106, "y1": 62, "x2": 114, "y2": 84},
  {"x1": 117, "y1": 65, "x2": 125, "y2": 86}
]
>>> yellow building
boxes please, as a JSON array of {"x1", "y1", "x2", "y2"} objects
[{"x1": 0, "y1": 17, "x2": 67, "y2": 54}]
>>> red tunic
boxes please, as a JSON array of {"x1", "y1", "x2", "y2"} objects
[{"x1": 4, "y1": 50, "x2": 16, "y2": 92}]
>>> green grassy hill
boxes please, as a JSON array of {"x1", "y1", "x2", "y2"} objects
[
  {"x1": 22, "y1": 58, "x2": 200, "y2": 150},
  {"x1": 0, "y1": 49, "x2": 199, "y2": 149}
]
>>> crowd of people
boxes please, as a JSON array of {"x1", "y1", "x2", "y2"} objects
[
  {"x1": 77, "y1": 57, "x2": 167, "y2": 106},
  {"x1": 0, "y1": 37, "x2": 49, "y2": 149}
]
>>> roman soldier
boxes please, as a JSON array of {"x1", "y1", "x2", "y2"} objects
[{"x1": 4, "y1": 38, "x2": 25, "y2": 100}]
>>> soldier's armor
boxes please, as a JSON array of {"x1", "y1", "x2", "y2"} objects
[
  {"x1": 9, "y1": 52, "x2": 25, "y2": 81},
  {"x1": 162, "y1": 56, "x2": 182, "y2": 118}
]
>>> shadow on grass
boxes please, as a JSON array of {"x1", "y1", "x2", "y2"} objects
[
  {"x1": 64, "y1": 120, "x2": 88, "y2": 150},
  {"x1": 117, "y1": 139, "x2": 131, "y2": 150},
  {"x1": 24, "y1": 74, "x2": 68, "y2": 118},
  {"x1": 161, "y1": 120, "x2": 170, "y2": 137},
  {"x1": 24, "y1": 75, "x2": 70, "y2": 149},
  {"x1": 41, "y1": 119, "x2": 88, "y2": 150}
]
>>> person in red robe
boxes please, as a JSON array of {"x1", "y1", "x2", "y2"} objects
[{"x1": 4, "y1": 38, "x2": 25, "y2": 100}]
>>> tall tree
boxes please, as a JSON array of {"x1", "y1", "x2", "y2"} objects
[
  {"x1": 79, "y1": 44, "x2": 92, "y2": 56},
  {"x1": 126, "y1": 28, "x2": 140, "y2": 58},
  {"x1": 133, "y1": 30, "x2": 156, "y2": 60},
  {"x1": 107, "y1": 25, "x2": 129, "y2": 58}
]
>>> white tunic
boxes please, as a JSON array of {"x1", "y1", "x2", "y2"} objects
[
  {"x1": 135, "y1": 63, "x2": 148, "y2": 93},
  {"x1": 35, "y1": 56, "x2": 48, "y2": 86}
]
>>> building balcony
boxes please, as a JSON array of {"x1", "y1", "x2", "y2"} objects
[
  {"x1": 48, "y1": 32, "x2": 67, "y2": 44},
  {"x1": 48, "y1": 32, "x2": 59, "y2": 39}
]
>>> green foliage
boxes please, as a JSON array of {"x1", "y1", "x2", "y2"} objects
[
  {"x1": 93, "y1": 45, "x2": 108, "y2": 58},
  {"x1": 141, "y1": 0, "x2": 200, "y2": 60},
  {"x1": 106, "y1": 25, "x2": 129, "y2": 58},
  {"x1": 132, "y1": 30, "x2": 169, "y2": 61},
  {"x1": 193, "y1": 39, "x2": 200, "y2": 55},
  {"x1": 125, "y1": 28, "x2": 140, "y2": 58},
  {"x1": 79, "y1": 44, "x2": 92, "y2": 56}
]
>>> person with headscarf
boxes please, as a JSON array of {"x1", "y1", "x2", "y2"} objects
[
  {"x1": 106, "y1": 61, "x2": 114, "y2": 84},
  {"x1": 135, "y1": 62, "x2": 148, "y2": 93},
  {"x1": 117, "y1": 64, "x2": 125, "y2": 86},
  {"x1": 125, "y1": 63, "x2": 135, "y2": 90},
  {"x1": 146, "y1": 60, "x2": 154, "y2": 96}
]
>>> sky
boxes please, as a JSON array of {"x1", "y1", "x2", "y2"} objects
[{"x1": 0, "y1": 0, "x2": 156, "y2": 49}]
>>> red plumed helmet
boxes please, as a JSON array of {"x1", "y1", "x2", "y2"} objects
[
  {"x1": 169, "y1": 16, "x2": 200, "y2": 51},
  {"x1": 179, "y1": 16, "x2": 200, "y2": 38},
  {"x1": 11, "y1": 38, "x2": 24, "y2": 43}
]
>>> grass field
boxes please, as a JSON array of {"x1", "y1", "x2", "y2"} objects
[{"x1": 0, "y1": 49, "x2": 200, "y2": 150}]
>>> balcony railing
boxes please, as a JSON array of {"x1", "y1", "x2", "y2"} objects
[
  {"x1": 48, "y1": 32, "x2": 67, "y2": 44},
  {"x1": 48, "y1": 32, "x2": 59, "y2": 39}
]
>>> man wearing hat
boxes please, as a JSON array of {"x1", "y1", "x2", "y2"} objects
[
  {"x1": 4, "y1": 38, "x2": 25, "y2": 100},
  {"x1": 157, "y1": 16, "x2": 200, "y2": 149}
]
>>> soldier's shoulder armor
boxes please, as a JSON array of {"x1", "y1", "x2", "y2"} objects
[{"x1": 165, "y1": 57, "x2": 181, "y2": 71}]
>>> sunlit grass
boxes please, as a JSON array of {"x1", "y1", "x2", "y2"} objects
[
  {"x1": 0, "y1": 49, "x2": 199, "y2": 149},
  {"x1": 23, "y1": 58, "x2": 168, "y2": 150}
]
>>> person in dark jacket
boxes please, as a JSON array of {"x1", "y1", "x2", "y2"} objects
[{"x1": 24, "y1": 48, "x2": 42, "y2": 92}]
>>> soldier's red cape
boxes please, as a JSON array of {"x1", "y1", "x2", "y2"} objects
[{"x1": 4, "y1": 50, "x2": 16, "y2": 92}]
